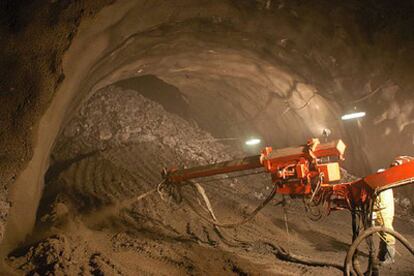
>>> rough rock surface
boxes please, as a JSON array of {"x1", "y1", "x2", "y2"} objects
[
  {"x1": 1, "y1": 0, "x2": 414, "y2": 274},
  {"x1": 1, "y1": 0, "x2": 414, "y2": 255},
  {"x1": 54, "y1": 85, "x2": 230, "y2": 166},
  {"x1": 6, "y1": 87, "x2": 414, "y2": 275}
]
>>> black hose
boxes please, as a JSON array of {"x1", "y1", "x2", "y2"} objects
[
  {"x1": 183, "y1": 182, "x2": 345, "y2": 271},
  {"x1": 261, "y1": 241, "x2": 344, "y2": 271},
  {"x1": 344, "y1": 226, "x2": 414, "y2": 276}
]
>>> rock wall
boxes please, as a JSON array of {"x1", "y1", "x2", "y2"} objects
[{"x1": 0, "y1": 0, "x2": 413, "y2": 255}]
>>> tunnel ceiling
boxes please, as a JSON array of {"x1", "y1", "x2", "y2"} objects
[
  {"x1": 75, "y1": 25, "x2": 339, "y2": 146},
  {"x1": 62, "y1": 0, "x2": 414, "y2": 175},
  {"x1": 0, "y1": 0, "x2": 414, "y2": 257}
]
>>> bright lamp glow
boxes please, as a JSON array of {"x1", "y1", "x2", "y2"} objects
[
  {"x1": 245, "y1": 138, "x2": 261, "y2": 146},
  {"x1": 341, "y1": 112, "x2": 366, "y2": 121}
]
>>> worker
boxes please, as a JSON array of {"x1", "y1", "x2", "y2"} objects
[
  {"x1": 375, "y1": 156, "x2": 414, "y2": 265},
  {"x1": 374, "y1": 186, "x2": 395, "y2": 265}
]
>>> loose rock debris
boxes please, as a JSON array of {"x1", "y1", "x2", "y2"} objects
[{"x1": 6, "y1": 87, "x2": 414, "y2": 275}]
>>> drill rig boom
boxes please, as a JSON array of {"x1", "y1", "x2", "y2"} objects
[
  {"x1": 164, "y1": 154, "x2": 263, "y2": 183},
  {"x1": 165, "y1": 139, "x2": 347, "y2": 196},
  {"x1": 163, "y1": 138, "x2": 414, "y2": 213},
  {"x1": 164, "y1": 139, "x2": 345, "y2": 188}
]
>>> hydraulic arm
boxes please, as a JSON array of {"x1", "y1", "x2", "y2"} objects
[{"x1": 163, "y1": 138, "x2": 414, "y2": 214}]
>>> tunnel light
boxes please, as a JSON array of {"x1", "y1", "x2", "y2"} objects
[
  {"x1": 341, "y1": 112, "x2": 366, "y2": 121},
  {"x1": 245, "y1": 138, "x2": 261, "y2": 146}
]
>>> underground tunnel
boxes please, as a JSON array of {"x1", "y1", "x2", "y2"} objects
[{"x1": 1, "y1": 0, "x2": 414, "y2": 275}]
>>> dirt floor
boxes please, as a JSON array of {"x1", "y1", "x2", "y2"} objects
[{"x1": 3, "y1": 87, "x2": 413, "y2": 275}]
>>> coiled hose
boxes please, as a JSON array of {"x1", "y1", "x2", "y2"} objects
[{"x1": 344, "y1": 226, "x2": 414, "y2": 276}]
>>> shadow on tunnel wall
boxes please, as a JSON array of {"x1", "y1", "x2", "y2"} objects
[{"x1": 113, "y1": 75, "x2": 191, "y2": 120}]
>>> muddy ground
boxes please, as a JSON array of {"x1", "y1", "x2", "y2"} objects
[{"x1": 4, "y1": 87, "x2": 414, "y2": 275}]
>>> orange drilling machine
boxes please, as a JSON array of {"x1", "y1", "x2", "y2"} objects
[
  {"x1": 164, "y1": 138, "x2": 414, "y2": 213},
  {"x1": 162, "y1": 138, "x2": 414, "y2": 275}
]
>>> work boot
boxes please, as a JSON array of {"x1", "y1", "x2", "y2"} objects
[{"x1": 378, "y1": 241, "x2": 395, "y2": 265}]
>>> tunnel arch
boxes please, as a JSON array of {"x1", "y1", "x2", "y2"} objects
[
  {"x1": 2, "y1": 0, "x2": 413, "y2": 260},
  {"x1": 0, "y1": 0, "x2": 365, "y2": 255}
]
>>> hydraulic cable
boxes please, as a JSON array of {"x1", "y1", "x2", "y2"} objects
[
  {"x1": 344, "y1": 226, "x2": 414, "y2": 276},
  {"x1": 181, "y1": 181, "x2": 344, "y2": 271}
]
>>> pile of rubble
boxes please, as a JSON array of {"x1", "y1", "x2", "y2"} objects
[
  {"x1": 7, "y1": 86, "x2": 270, "y2": 274},
  {"x1": 55, "y1": 85, "x2": 231, "y2": 166},
  {"x1": 8, "y1": 234, "x2": 88, "y2": 275}
]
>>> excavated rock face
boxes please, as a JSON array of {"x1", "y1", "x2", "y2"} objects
[
  {"x1": 6, "y1": 87, "x2": 290, "y2": 275},
  {"x1": 7, "y1": 83, "x2": 414, "y2": 275},
  {"x1": 53, "y1": 85, "x2": 230, "y2": 166},
  {"x1": 0, "y1": 0, "x2": 414, "y2": 270}
]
